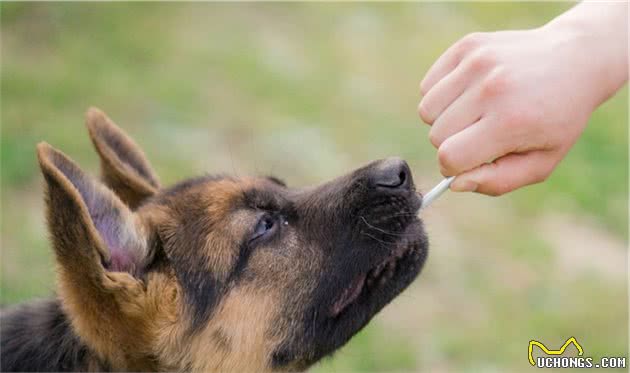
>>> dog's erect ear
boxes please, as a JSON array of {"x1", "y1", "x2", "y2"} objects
[
  {"x1": 37, "y1": 142, "x2": 152, "y2": 281},
  {"x1": 86, "y1": 107, "x2": 160, "y2": 209},
  {"x1": 37, "y1": 143, "x2": 163, "y2": 369}
]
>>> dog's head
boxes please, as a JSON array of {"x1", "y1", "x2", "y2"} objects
[{"x1": 37, "y1": 108, "x2": 428, "y2": 372}]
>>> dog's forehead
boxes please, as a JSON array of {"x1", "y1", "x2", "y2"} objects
[
  {"x1": 141, "y1": 175, "x2": 292, "y2": 330},
  {"x1": 149, "y1": 175, "x2": 292, "y2": 269},
  {"x1": 157, "y1": 175, "x2": 288, "y2": 212}
]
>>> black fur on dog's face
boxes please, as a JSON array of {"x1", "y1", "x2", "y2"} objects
[
  {"x1": 267, "y1": 158, "x2": 427, "y2": 370},
  {"x1": 34, "y1": 108, "x2": 428, "y2": 372}
]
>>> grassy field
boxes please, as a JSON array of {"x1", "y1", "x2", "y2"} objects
[{"x1": 1, "y1": 3, "x2": 627, "y2": 372}]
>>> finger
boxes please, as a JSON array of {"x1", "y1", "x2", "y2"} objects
[
  {"x1": 436, "y1": 116, "x2": 515, "y2": 176},
  {"x1": 419, "y1": 33, "x2": 484, "y2": 96},
  {"x1": 450, "y1": 151, "x2": 555, "y2": 195},
  {"x1": 428, "y1": 85, "x2": 481, "y2": 147},
  {"x1": 418, "y1": 61, "x2": 474, "y2": 125}
]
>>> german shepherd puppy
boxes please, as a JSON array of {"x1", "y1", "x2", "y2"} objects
[{"x1": 1, "y1": 108, "x2": 428, "y2": 372}]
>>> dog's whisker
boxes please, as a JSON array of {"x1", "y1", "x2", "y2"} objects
[
  {"x1": 359, "y1": 216, "x2": 424, "y2": 238},
  {"x1": 360, "y1": 231, "x2": 396, "y2": 246}
]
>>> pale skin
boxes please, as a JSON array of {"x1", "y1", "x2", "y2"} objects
[{"x1": 418, "y1": 2, "x2": 628, "y2": 196}]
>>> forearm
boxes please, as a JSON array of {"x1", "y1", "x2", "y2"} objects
[{"x1": 545, "y1": 1, "x2": 628, "y2": 107}]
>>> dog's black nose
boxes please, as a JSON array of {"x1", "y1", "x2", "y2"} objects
[{"x1": 371, "y1": 157, "x2": 411, "y2": 190}]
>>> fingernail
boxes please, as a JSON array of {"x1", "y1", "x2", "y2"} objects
[{"x1": 451, "y1": 178, "x2": 478, "y2": 192}]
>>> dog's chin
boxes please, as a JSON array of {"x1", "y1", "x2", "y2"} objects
[
  {"x1": 328, "y1": 219, "x2": 427, "y2": 330},
  {"x1": 329, "y1": 220, "x2": 427, "y2": 321},
  {"x1": 292, "y1": 219, "x2": 427, "y2": 368},
  {"x1": 272, "y1": 191, "x2": 427, "y2": 371}
]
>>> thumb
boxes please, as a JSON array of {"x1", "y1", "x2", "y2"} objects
[{"x1": 450, "y1": 151, "x2": 555, "y2": 196}]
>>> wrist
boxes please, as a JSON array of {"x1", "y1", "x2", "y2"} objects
[{"x1": 544, "y1": 2, "x2": 628, "y2": 107}]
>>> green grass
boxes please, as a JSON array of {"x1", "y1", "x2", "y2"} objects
[
  {"x1": 314, "y1": 325, "x2": 417, "y2": 373},
  {"x1": 1, "y1": 3, "x2": 626, "y2": 371}
]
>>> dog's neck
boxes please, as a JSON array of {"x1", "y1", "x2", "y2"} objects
[{"x1": 0, "y1": 298, "x2": 107, "y2": 371}]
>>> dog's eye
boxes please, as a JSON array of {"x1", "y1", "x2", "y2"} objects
[{"x1": 250, "y1": 214, "x2": 277, "y2": 243}]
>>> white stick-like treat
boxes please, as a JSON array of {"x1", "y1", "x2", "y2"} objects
[{"x1": 419, "y1": 176, "x2": 455, "y2": 211}]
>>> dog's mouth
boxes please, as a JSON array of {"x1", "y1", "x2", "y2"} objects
[
  {"x1": 329, "y1": 227, "x2": 423, "y2": 318},
  {"x1": 270, "y1": 161, "x2": 428, "y2": 371}
]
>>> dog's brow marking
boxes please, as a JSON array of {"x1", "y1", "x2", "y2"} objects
[{"x1": 200, "y1": 178, "x2": 260, "y2": 276}]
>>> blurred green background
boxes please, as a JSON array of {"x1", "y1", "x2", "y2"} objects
[{"x1": 1, "y1": 3, "x2": 627, "y2": 372}]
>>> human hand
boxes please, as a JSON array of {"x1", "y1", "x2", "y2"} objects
[{"x1": 418, "y1": 3, "x2": 628, "y2": 196}]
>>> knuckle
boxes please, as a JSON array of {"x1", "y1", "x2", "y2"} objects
[
  {"x1": 488, "y1": 182, "x2": 512, "y2": 196},
  {"x1": 483, "y1": 162, "x2": 512, "y2": 196},
  {"x1": 487, "y1": 189, "x2": 504, "y2": 197},
  {"x1": 428, "y1": 128, "x2": 443, "y2": 148},
  {"x1": 467, "y1": 47, "x2": 496, "y2": 72},
  {"x1": 452, "y1": 34, "x2": 479, "y2": 61},
  {"x1": 459, "y1": 32, "x2": 485, "y2": 51},
  {"x1": 437, "y1": 144, "x2": 457, "y2": 173},
  {"x1": 485, "y1": 189, "x2": 502, "y2": 197},
  {"x1": 419, "y1": 80, "x2": 427, "y2": 95},
  {"x1": 418, "y1": 101, "x2": 434, "y2": 124},
  {"x1": 480, "y1": 67, "x2": 510, "y2": 98},
  {"x1": 497, "y1": 106, "x2": 535, "y2": 134}
]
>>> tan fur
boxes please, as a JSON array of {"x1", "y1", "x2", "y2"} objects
[
  {"x1": 143, "y1": 269, "x2": 186, "y2": 371},
  {"x1": 187, "y1": 286, "x2": 282, "y2": 372},
  {"x1": 200, "y1": 179, "x2": 256, "y2": 278},
  {"x1": 37, "y1": 143, "x2": 157, "y2": 370},
  {"x1": 153, "y1": 177, "x2": 258, "y2": 279}
]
